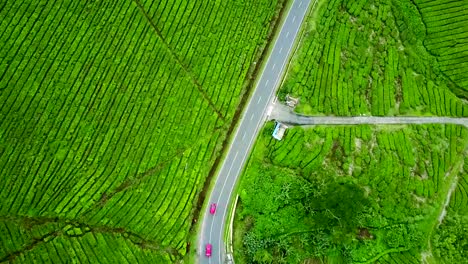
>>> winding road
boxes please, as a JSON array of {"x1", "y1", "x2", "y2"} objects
[{"x1": 197, "y1": 0, "x2": 315, "y2": 263}]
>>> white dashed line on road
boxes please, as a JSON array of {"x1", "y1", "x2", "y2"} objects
[
  {"x1": 299, "y1": 1, "x2": 302, "y2": 7},
  {"x1": 250, "y1": 114, "x2": 255, "y2": 121},
  {"x1": 292, "y1": 16, "x2": 296, "y2": 23},
  {"x1": 272, "y1": 63, "x2": 276, "y2": 70},
  {"x1": 279, "y1": 47, "x2": 283, "y2": 54},
  {"x1": 242, "y1": 132, "x2": 246, "y2": 141},
  {"x1": 286, "y1": 31, "x2": 290, "y2": 38},
  {"x1": 217, "y1": 150, "x2": 239, "y2": 264},
  {"x1": 265, "y1": 80, "x2": 269, "y2": 86},
  {"x1": 257, "y1": 96, "x2": 262, "y2": 104}
]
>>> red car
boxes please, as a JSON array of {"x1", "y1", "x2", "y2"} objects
[
  {"x1": 205, "y1": 243, "x2": 212, "y2": 257},
  {"x1": 209, "y1": 203, "x2": 217, "y2": 215}
]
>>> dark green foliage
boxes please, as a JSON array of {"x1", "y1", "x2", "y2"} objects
[
  {"x1": 392, "y1": 0, "x2": 426, "y2": 44},
  {"x1": 377, "y1": 249, "x2": 422, "y2": 264},
  {"x1": 307, "y1": 181, "x2": 369, "y2": 235},
  {"x1": 432, "y1": 212, "x2": 468, "y2": 263},
  {"x1": 237, "y1": 124, "x2": 468, "y2": 263},
  {"x1": 384, "y1": 224, "x2": 422, "y2": 249}
]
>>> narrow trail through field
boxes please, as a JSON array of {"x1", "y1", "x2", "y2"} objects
[{"x1": 269, "y1": 102, "x2": 468, "y2": 127}]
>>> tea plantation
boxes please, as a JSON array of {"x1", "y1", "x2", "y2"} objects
[
  {"x1": 237, "y1": 124, "x2": 467, "y2": 263},
  {"x1": 279, "y1": 0, "x2": 468, "y2": 116},
  {"x1": 0, "y1": 0, "x2": 283, "y2": 262}
]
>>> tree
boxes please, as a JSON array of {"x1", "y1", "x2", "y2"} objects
[
  {"x1": 311, "y1": 181, "x2": 370, "y2": 234},
  {"x1": 432, "y1": 213, "x2": 468, "y2": 263}
]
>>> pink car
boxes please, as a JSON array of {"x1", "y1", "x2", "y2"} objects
[
  {"x1": 210, "y1": 203, "x2": 217, "y2": 215},
  {"x1": 205, "y1": 244, "x2": 212, "y2": 257}
]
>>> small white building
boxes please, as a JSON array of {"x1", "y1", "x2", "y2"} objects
[{"x1": 272, "y1": 122, "x2": 288, "y2": 140}]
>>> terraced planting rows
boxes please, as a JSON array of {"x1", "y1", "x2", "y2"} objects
[
  {"x1": 279, "y1": 0, "x2": 468, "y2": 116},
  {"x1": 0, "y1": 0, "x2": 282, "y2": 262},
  {"x1": 0, "y1": 220, "x2": 173, "y2": 263},
  {"x1": 236, "y1": 123, "x2": 468, "y2": 263},
  {"x1": 414, "y1": 0, "x2": 468, "y2": 97},
  {"x1": 449, "y1": 161, "x2": 468, "y2": 214},
  {"x1": 139, "y1": 0, "x2": 280, "y2": 118}
]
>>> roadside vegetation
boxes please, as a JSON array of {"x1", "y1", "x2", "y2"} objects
[
  {"x1": 0, "y1": 0, "x2": 283, "y2": 262},
  {"x1": 278, "y1": 0, "x2": 468, "y2": 116},
  {"x1": 236, "y1": 123, "x2": 468, "y2": 263}
]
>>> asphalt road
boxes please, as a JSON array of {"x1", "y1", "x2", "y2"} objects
[
  {"x1": 270, "y1": 102, "x2": 468, "y2": 127},
  {"x1": 293, "y1": 116, "x2": 468, "y2": 127},
  {"x1": 198, "y1": 0, "x2": 314, "y2": 263}
]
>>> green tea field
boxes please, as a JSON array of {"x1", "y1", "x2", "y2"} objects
[
  {"x1": 0, "y1": 0, "x2": 283, "y2": 262},
  {"x1": 279, "y1": 0, "x2": 468, "y2": 116},
  {"x1": 236, "y1": 124, "x2": 468, "y2": 263},
  {"x1": 415, "y1": 0, "x2": 468, "y2": 98}
]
